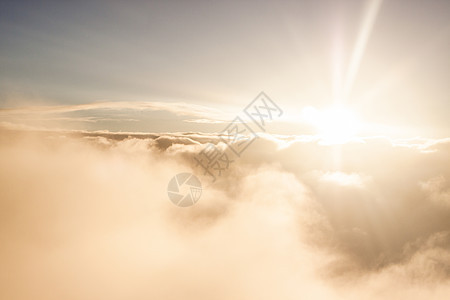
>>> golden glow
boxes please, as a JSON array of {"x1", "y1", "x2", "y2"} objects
[{"x1": 302, "y1": 105, "x2": 361, "y2": 144}]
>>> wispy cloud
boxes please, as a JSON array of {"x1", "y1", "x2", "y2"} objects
[
  {"x1": 183, "y1": 118, "x2": 228, "y2": 124},
  {"x1": 0, "y1": 101, "x2": 224, "y2": 118},
  {"x1": 0, "y1": 101, "x2": 230, "y2": 132}
]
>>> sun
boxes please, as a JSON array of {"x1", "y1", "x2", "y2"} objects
[{"x1": 302, "y1": 106, "x2": 361, "y2": 144}]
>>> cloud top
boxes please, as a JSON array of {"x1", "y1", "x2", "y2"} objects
[{"x1": 0, "y1": 126, "x2": 449, "y2": 299}]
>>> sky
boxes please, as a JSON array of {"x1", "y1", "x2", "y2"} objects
[
  {"x1": 1, "y1": 1, "x2": 450, "y2": 299},
  {"x1": 1, "y1": 0, "x2": 449, "y2": 137}
]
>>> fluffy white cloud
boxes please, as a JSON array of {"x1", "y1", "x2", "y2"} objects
[{"x1": 0, "y1": 126, "x2": 449, "y2": 299}]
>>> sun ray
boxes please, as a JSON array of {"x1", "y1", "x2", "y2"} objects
[{"x1": 343, "y1": 0, "x2": 383, "y2": 101}]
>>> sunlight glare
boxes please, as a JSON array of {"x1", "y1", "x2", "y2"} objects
[{"x1": 302, "y1": 106, "x2": 361, "y2": 144}]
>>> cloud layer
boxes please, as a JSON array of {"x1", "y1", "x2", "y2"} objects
[{"x1": 0, "y1": 126, "x2": 449, "y2": 299}]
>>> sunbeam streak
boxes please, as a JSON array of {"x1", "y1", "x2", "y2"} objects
[{"x1": 343, "y1": 0, "x2": 383, "y2": 101}]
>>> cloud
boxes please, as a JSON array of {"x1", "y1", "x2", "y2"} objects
[
  {"x1": 0, "y1": 101, "x2": 222, "y2": 118},
  {"x1": 0, "y1": 101, "x2": 232, "y2": 133},
  {"x1": 420, "y1": 176, "x2": 450, "y2": 207},
  {"x1": 0, "y1": 125, "x2": 449, "y2": 299},
  {"x1": 183, "y1": 118, "x2": 229, "y2": 124},
  {"x1": 316, "y1": 171, "x2": 370, "y2": 188}
]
